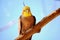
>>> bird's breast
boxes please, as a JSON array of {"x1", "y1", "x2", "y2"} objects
[{"x1": 21, "y1": 16, "x2": 34, "y2": 30}]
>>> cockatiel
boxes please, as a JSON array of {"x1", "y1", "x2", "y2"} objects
[{"x1": 18, "y1": 6, "x2": 36, "y2": 40}]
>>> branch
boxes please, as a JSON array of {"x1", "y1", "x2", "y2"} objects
[{"x1": 16, "y1": 8, "x2": 60, "y2": 40}]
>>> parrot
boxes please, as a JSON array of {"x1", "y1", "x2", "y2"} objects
[{"x1": 18, "y1": 6, "x2": 36, "y2": 40}]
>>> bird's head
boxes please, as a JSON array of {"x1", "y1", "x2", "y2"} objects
[{"x1": 22, "y1": 6, "x2": 32, "y2": 17}]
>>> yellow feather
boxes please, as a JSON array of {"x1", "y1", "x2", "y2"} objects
[
  {"x1": 22, "y1": 6, "x2": 32, "y2": 17},
  {"x1": 23, "y1": 12, "x2": 32, "y2": 17}
]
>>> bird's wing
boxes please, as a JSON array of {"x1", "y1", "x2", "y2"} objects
[
  {"x1": 33, "y1": 16, "x2": 40, "y2": 33},
  {"x1": 18, "y1": 16, "x2": 22, "y2": 34},
  {"x1": 33, "y1": 16, "x2": 36, "y2": 26}
]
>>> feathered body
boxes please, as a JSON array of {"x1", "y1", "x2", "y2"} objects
[{"x1": 19, "y1": 6, "x2": 36, "y2": 40}]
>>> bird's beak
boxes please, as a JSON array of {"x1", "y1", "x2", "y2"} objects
[{"x1": 26, "y1": 10, "x2": 29, "y2": 13}]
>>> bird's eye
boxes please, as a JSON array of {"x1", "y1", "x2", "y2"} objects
[{"x1": 23, "y1": 10, "x2": 25, "y2": 12}]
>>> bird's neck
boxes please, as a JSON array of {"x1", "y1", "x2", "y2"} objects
[{"x1": 22, "y1": 13, "x2": 32, "y2": 17}]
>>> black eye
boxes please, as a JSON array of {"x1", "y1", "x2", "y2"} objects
[{"x1": 23, "y1": 10, "x2": 25, "y2": 12}]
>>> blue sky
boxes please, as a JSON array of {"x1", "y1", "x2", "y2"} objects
[{"x1": 0, "y1": 0, "x2": 60, "y2": 40}]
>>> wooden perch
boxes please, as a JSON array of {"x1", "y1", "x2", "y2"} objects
[{"x1": 16, "y1": 8, "x2": 60, "y2": 40}]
